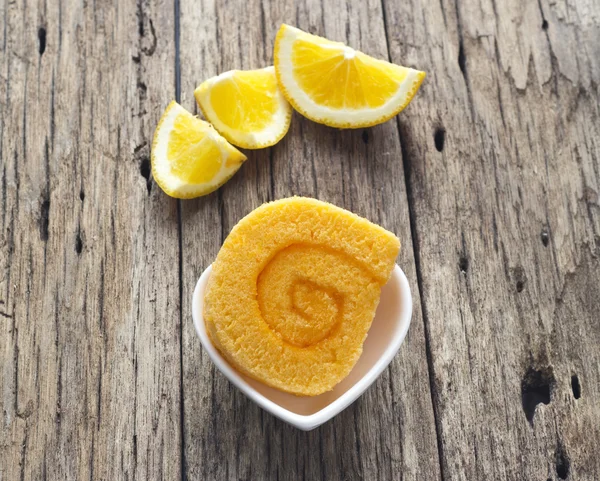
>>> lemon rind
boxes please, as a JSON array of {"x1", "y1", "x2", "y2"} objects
[
  {"x1": 194, "y1": 67, "x2": 292, "y2": 150},
  {"x1": 274, "y1": 24, "x2": 426, "y2": 129},
  {"x1": 151, "y1": 101, "x2": 247, "y2": 199}
]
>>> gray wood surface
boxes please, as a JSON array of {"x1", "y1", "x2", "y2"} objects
[
  {"x1": 179, "y1": 1, "x2": 440, "y2": 480},
  {"x1": 1, "y1": 0, "x2": 598, "y2": 480},
  {"x1": 383, "y1": 0, "x2": 600, "y2": 479},
  {"x1": 0, "y1": 0, "x2": 182, "y2": 479}
]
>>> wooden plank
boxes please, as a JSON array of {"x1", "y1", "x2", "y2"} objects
[
  {"x1": 4, "y1": 0, "x2": 596, "y2": 478},
  {"x1": 179, "y1": 1, "x2": 441, "y2": 479},
  {"x1": 382, "y1": 0, "x2": 600, "y2": 478},
  {"x1": 0, "y1": 0, "x2": 181, "y2": 479}
]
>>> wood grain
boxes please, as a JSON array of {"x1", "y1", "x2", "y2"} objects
[
  {"x1": 178, "y1": 1, "x2": 441, "y2": 480},
  {"x1": 1, "y1": 0, "x2": 599, "y2": 479},
  {"x1": 0, "y1": 0, "x2": 182, "y2": 479},
  {"x1": 382, "y1": 0, "x2": 600, "y2": 478}
]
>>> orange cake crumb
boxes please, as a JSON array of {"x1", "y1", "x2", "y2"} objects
[{"x1": 203, "y1": 197, "x2": 400, "y2": 396}]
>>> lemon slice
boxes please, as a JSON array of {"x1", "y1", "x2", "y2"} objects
[
  {"x1": 151, "y1": 101, "x2": 247, "y2": 198},
  {"x1": 194, "y1": 67, "x2": 292, "y2": 149},
  {"x1": 274, "y1": 24, "x2": 426, "y2": 128}
]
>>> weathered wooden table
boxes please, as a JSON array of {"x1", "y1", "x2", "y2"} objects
[{"x1": 2, "y1": 0, "x2": 599, "y2": 479}]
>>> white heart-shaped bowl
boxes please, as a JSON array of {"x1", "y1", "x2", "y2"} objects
[{"x1": 191, "y1": 264, "x2": 412, "y2": 431}]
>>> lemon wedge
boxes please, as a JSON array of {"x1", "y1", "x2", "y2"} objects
[
  {"x1": 151, "y1": 101, "x2": 247, "y2": 198},
  {"x1": 274, "y1": 24, "x2": 426, "y2": 128},
  {"x1": 194, "y1": 67, "x2": 292, "y2": 149}
]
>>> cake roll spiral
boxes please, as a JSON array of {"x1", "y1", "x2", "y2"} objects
[{"x1": 203, "y1": 197, "x2": 400, "y2": 396}]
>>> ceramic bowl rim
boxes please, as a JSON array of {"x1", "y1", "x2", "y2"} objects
[{"x1": 191, "y1": 263, "x2": 412, "y2": 430}]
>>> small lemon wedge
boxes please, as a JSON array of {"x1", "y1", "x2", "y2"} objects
[
  {"x1": 274, "y1": 24, "x2": 426, "y2": 128},
  {"x1": 194, "y1": 67, "x2": 292, "y2": 149},
  {"x1": 151, "y1": 101, "x2": 247, "y2": 198}
]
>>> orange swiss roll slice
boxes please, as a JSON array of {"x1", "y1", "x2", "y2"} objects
[{"x1": 203, "y1": 197, "x2": 400, "y2": 396}]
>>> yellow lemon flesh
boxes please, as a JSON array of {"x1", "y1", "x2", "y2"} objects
[
  {"x1": 204, "y1": 197, "x2": 401, "y2": 396},
  {"x1": 274, "y1": 24, "x2": 426, "y2": 128},
  {"x1": 151, "y1": 101, "x2": 247, "y2": 198},
  {"x1": 195, "y1": 67, "x2": 292, "y2": 149}
]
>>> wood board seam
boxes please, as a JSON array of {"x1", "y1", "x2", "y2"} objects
[
  {"x1": 380, "y1": 0, "x2": 447, "y2": 478},
  {"x1": 173, "y1": 0, "x2": 187, "y2": 478}
]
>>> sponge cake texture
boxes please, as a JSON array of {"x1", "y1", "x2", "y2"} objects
[{"x1": 203, "y1": 197, "x2": 400, "y2": 396}]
